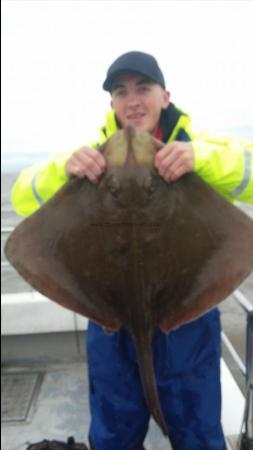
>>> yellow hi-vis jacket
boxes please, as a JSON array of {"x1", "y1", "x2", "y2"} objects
[{"x1": 11, "y1": 109, "x2": 253, "y2": 217}]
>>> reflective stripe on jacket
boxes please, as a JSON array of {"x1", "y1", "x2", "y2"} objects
[{"x1": 11, "y1": 107, "x2": 253, "y2": 217}]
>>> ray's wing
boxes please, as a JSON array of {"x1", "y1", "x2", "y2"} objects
[
  {"x1": 153, "y1": 174, "x2": 253, "y2": 332},
  {"x1": 5, "y1": 131, "x2": 253, "y2": 336},
  {"x1": 5, "y1": 177, "x2": 121, "y2": 331}
]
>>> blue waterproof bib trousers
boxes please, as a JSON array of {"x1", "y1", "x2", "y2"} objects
[{"x1": 87, "y1": 308, "x2": 226, "y2": 450}]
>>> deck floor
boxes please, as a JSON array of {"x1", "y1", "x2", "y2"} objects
[
  {"x1": 1, "y1": 360, "x2": 172, "y2": 450},
  {"x1": 2, "y1": 357, "x2": 246, "y2": 450}
]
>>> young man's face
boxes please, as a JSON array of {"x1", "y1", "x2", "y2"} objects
[{"x1": 110, "y1": 74, "x2": 170, "y2": 135}]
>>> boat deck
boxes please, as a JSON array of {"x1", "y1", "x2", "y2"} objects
[{"x1": 1, "y1": 354, "x2": 245, "y2": 450}]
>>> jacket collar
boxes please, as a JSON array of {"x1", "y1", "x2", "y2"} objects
[{"x1": 102, "y1": 103, "x2": 190, "y2": 143}]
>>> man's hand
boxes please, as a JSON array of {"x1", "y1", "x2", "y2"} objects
[
  {"x1": 154, "y1": 141, "x2": 194, "y2": 182},
  {"x1": 65, "y1": 147, "x2": 106, "y2": 183}
]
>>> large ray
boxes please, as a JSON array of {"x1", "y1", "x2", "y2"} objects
[{"x1": 5, "y1": 127, "x2": 253, "y2": 437}]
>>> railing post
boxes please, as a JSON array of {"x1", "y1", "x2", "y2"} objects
[
  {"x1": 241, "y1": 311, "x2": 253, "y2": 450},
  {"x1": 245, "y1": 311, "x2": 253, "y2": 442},
  {"x1": 223, "y1": 290, "x2": 253, "y2": 450}
]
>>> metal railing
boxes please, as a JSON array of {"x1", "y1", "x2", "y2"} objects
[
  {"x1": 222, "y1": 290, "x2": 253, "y2": 450},
  {"x1": 1, "y1": 227, "x2": 14, "y2": 233},
  {"x1": 1, "y1": 227, "x2": 15, "y2": 268}
]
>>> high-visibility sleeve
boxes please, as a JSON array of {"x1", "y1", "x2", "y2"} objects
[
  {"x1": 192, "y1": 132, "x2": 253, "y2": 204},
  {"x1": 11, "y1": 136, "x2": 102, "y2": 217},
  {"x1": 11, "y1": 151, "x2": 72, "y2": 216}
]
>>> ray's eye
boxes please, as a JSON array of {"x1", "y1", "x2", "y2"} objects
[
  {"x1": 107, "y1": 175, "x2": 120, "y2": 197},
  {"x1": 143, "y1": 174, "x2": 157, "y2": 196}
]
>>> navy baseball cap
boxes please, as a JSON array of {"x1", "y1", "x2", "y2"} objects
[{"x1": 103, "y1": 51, "x2": 166, "y2": 92}]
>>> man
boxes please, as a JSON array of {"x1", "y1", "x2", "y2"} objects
[{"x1": 12, "y1": 51, "x2": 253, "y2": 450}]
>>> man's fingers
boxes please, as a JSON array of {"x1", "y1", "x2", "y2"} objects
[
  {"x1": 155, "y1": 148, "x2": 178, "y2": 176},
  {"x1": 155, "y1": 142, "x2": 194, "y2": 181},
  {"x1": 66, "y1": 147, "x2": 106, "y2": 180},
  {"x1": 69, "y1": 164, "x2": 98, "y2": 182},
  {"x1": 85, "y1": 168, "x2": 100, "y2": 183},
  {"x1": 75, "y1": 148, "x2": 106, "y2": 170},
  {"x1": 75, "y1": 153, "x2": 104, "y2": 177},
  {"x1": 163, "y1": 163, "x2": 189, "y2": 182},
  {"x1": 155, "y1": 142, "x2": 175, "y2": 163}
]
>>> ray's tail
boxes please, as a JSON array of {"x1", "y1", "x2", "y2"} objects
[{"x1": 131, "y1": 332, "x2": 169, "y2": 437}]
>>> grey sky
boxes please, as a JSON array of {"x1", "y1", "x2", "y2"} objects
[{"x1": 2, "y1": 0, "x2": 253, "y2": 154}]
